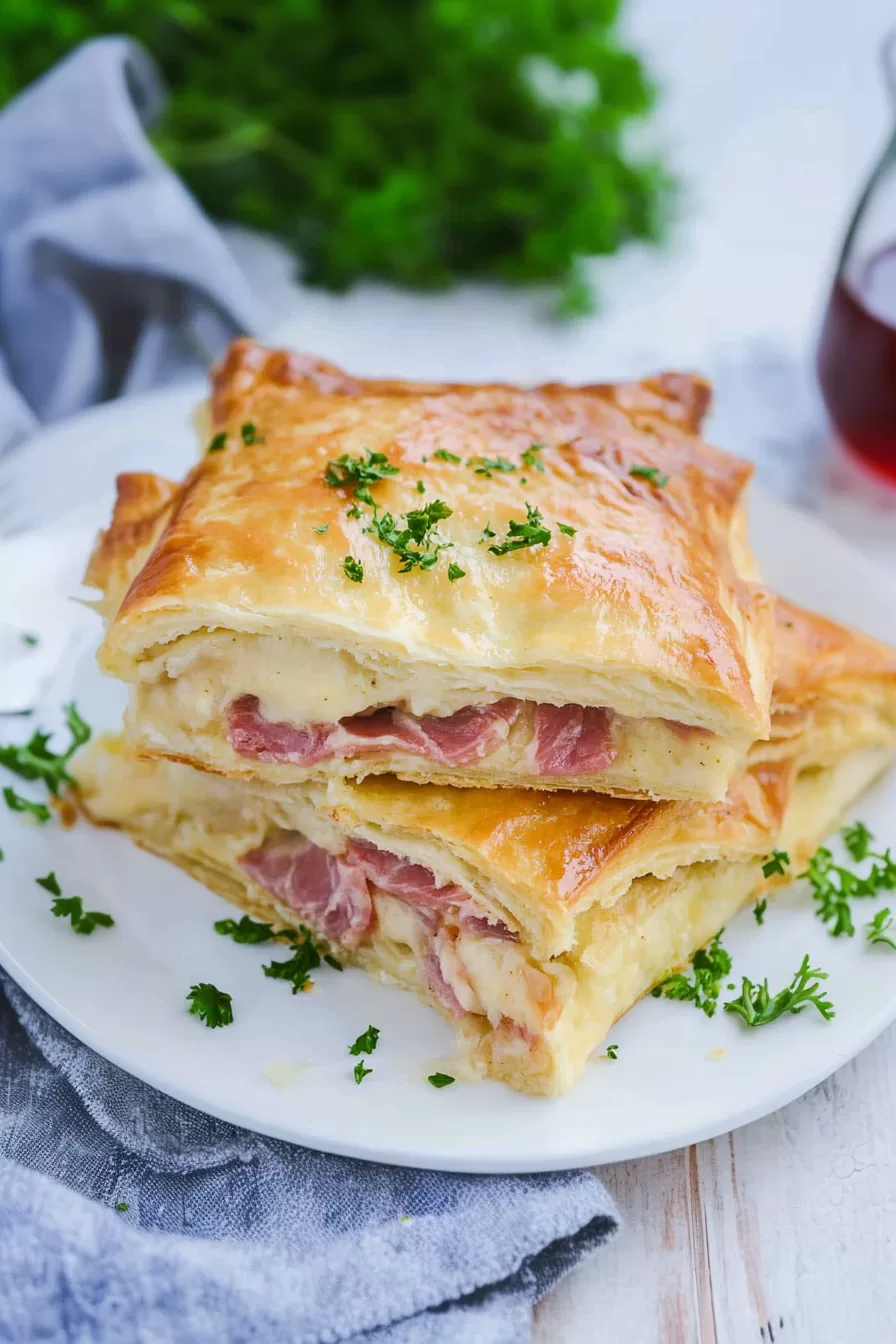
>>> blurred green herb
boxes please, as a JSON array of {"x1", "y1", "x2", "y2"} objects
[{"x1": 1, "y1": 4, "x2": 670, "y2": 308}]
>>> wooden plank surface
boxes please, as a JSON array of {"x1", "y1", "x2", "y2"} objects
[{"x1": 536, "y1": 1020, "x2": 896, "y2": 1341}]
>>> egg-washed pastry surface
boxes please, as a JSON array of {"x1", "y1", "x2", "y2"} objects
[
  {"x1": 75, "y1": 598, "x2": 896, "y2": 1096},
  {"x1": 85, "y1": 340, "x2": 774, "y2": 802}
]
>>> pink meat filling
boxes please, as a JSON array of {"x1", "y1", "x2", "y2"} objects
[
  {"x1": 239, "y1": 831, "x2": 517, "y2": 978},
  {"x1": 228, "y1": 694, "x2": 618, "y2": 775}
]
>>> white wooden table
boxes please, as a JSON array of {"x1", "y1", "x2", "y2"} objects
[{"x1": 232, "y1": 1, "x2": 896, "y2": 1335}]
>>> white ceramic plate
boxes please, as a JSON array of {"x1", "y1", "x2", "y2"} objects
[{"x1": 2, "y1": 389, "x2": 896, "y2": 1174}]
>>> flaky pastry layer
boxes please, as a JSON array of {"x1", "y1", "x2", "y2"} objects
[{"x1": 75, "y1": 733, "x2": 892, "y2": 1096}]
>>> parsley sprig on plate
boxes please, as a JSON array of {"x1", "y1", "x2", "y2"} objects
[
  {"x1": 262, "y1": 928, "x2": 322, "y2": 994},
  {"x1": 36, "y1": 871, "x2": 114, "y2": 935},
  {"x1": 866, "y1": 908, "x2": 896, "y2": 950},
  {"x1": 349, "y1": 1025, "x2": 379, "y2": 1083},
  {"x1": 0, "y1": 702, "x2": 90, "y2": 798},
  {"x1": 724, "y1": 955, "x2": 835, "y2": 1027},
  {"x1": 187, "y1": 983, "x2": 234, "y2": 1028},
  {"x1": 800, "y1": 823, "x2": 896, "y2": 938},
  {"x1": 652, "y1": 931, "x2": 732, "y2": 1018}
]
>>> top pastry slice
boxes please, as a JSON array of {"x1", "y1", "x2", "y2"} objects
[{"x1": 87, "y1": 340, "x2": 774, "y2": 801}]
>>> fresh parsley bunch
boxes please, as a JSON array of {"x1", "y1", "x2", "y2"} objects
[{"x1": 0, "y1": 2, "x2": 670, "y2": 311}]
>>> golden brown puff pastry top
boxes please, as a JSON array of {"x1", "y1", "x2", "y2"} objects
[{"x1": 92, "y1": 341, "x2": 773, "y2": 738}]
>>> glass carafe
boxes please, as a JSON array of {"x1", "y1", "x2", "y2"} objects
[{"x1": 817, "y1": 33, "x2": 896, "y2": 485}]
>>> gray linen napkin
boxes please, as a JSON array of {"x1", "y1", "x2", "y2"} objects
[
  {"x1": 0, "y1": 36, "x2": 259, "y2": 458},
  {"x1": 0, "y1": 38, "x2": 618, "y2": 1342}
]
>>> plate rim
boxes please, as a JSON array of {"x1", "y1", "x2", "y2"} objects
[{"x1": 3, "y1": 386, "x2": 896, "y2": 1172}]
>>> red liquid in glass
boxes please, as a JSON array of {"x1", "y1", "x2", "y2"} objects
[{"x1": 817, "y1": 245, "x2": 896, "y2": 484}]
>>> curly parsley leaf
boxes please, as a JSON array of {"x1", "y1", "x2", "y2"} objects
[
  {"x1": 313, "y1": 523, "x2": 329, "y2": 535},
  {"x1": 349, "y1": 1025, "x2": 380, "y2": 1056},
  {"x1": 602, "y1": 1044, "x2": 619, "y2": 1060},
  {"x1": 479, "y1": 523, "x2": 496, "y2": 543},
  {"x1": 447, "y1": 562, "x2": 465, "y2": 582},
  {"x1": 556, "y1": 522, "x2": 576, "y2": 537},
  {"x1": 323, "y1": 953, "x2": 343, "y2": 971},
  {"x1": 754, "y1": 899, "x2": 768, "y2": 926},
  {"x1": 262, "y1": 928, "x2": 321, "y2": 994},
  {"x1": 215, "y1": 915, "x2": 281, "y2": 945},
  {"x1": 187, "y1": 983, "x2": 234, "y2": 1028},
  {"x1": 629, "y1": 464, "x2": 669, "y2": 488},
  {"x1": 343, "y1": 556, "x2": 364, "y2": 583},
  {"x1": 521, "y1": 443, "x2": 546, "y2": 473},
  {"x1": 762, "y1": 850, "x2": 790, "y2": 879},
  {"x1": 843, "y1": 820, "x2": 874, "y2": 862},
  {"x1": 724, "y1": 955, "x2": 834, "y2": 1027},
  {"x1": 487, "y1": 503, "x2": 551, "y2": 557},
  {"x1": 240, "y1": 421, "x2": 263, "y2": 445},
  {"x1": 433, "y1": 448, "x2": 461, "y2": 463},
  {"x1": 353, "y1": 1060, "x2": 373, "y2": 1084},
  {"x1": 325, "y1": 449, "x2": 399, "y2": 503},
  {"x1": 36, "y1": 871, "x2": 61, "y2": 896},
  {"x1": 51, "y1": 895, "x2": 114, "y2": 936},
  {"x1": 0, "y1": 702, "x2": 91, "y2": 798},
  {"x1": 366, "y1": 499, "x2": 453, "y2": 573},
  {"x1": 469, "y1": 455, "x2": 517, "y2": 479},
  {"x1": 207, "y1": 431, "x2": 227, "y2": 453},
  {"x1": 652, "y1": 931, "x2": 732, "y2": 1018},
  {"x1": 866, "y1": 908, "x2": 896, "y2": 950},
  {"x1": 427, "y1": 1072, "x2": 455, "y2": 1087},
  {"x1": 800, "y1": 825, "x2": 896, "y2": 938},
  {"x1": 4, "y1": 787, "x2": 50, "y2": 823}
]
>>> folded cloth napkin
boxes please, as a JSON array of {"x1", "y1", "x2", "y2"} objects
[
  {"x1": 0, "y1": 36, "x2": 259, "y2": 459},
  {"x1": 0, "y1": 41, "x2": 618, "y2": 1342},
  {"x1": 0, "y1": 974, "x2": 617, "y2": 1343}
]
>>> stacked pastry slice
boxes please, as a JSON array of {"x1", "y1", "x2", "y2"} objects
[{"x1": 75, "y1": 341, "x2": 896, "y2": 1096}]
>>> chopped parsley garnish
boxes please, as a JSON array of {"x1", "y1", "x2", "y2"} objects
[
  {"x1": 115, "y1": 1202, "x2": 129, "y2": 1213},
  {"x1": 215, "y1": 915, "x2": 280, "y2": 944},
  {"x1": 762, "y1": 850, "x2": 790, "y2": 879},
  {"x1": 754, "y1": 899, "x2": 768, "y2": 926},
  {"x1": 343, "y1": 556, "x2": 364, "y2": 583},
  {"x1": 324, "y1": 448, "x2": 399, "y2": 504},
  {"x1": 240, "y1": 421, "x2": 263, "y2": 445},
  {"x1": 800, "y1": 823, "x2": 896, "y2": 938},
  {"x1": 433, "y1": 448, "x2": 461, "y2": 463},
  {"x1": 479, "y1": 523, "x2": 496, "y2": 543},
  {"x1": 447, "y1": 562, "x2": 466, "y2": 582},
  {"x1": 630, "y1": 464, "x2": 669, "y2": 488},
  {"x1": 353, "y1": 1060, "x2": 373, "y2": 1084},
  {"x1": 346, "y1": 502, "x2": 362, "y2": 520},
  {"x1": 652, "y1": 931, "x2": 732, "y2": 1018},
  {"x1": 4, "y1": 787, "x2": 50, "y2": 824},
  {"x1": 557, "y1": 522, "x2": 576, "y2": 537},
  {"x1": 866, "y1": 908, "x2": 896, "y2": 950},
  {"x1": 469, "y1": 455, "x2": 517, "y2": 478},
  {"x1": 36, "y1": 871, "x2": 62, "y2": 896},
  {"x1": 521, "y1": 443, "x2": 546, "y2": 472},
  {"x1": 313, "y1": 523, "x2": 329, "y2": 535},
  {"x1": 21, "y1": 633, "x2": 39, "y2": 647},
  {"x1": 207, "y1": 431, "x2": 227, "y2": 453},
  {"x1": 349, "y1": 1024, "x2": 380, "y2": 1055},
  {"x1": 0, "y1": 701, "x2": 90, "y2": 797},
  {"x1": 324, "y1": 953, "x2": 343, "y2": 971},
  {"x1": 51, "y1": 895, "x2": 114, "y2": 936},
  {"x1": 365, "y1": 499, "x2": 453, "y2": 573},
  {"x1": 723, "y1": 955, "x2": 835, "y2": 1027},
  {"x1": 186, "y1": 983, "x2": 234, "y2": 1028},
  {"x1": 416, "y1": 480, "x2": 425, "y2": 493},
  {"x1": 843, "y1": 820, "x2": 874, "y2": 862},
  {"x1": 602, "y1": 1044, "x2": 619, "y2": 1060},
  {"x1": 262, "y1": 928, "x2": 321, "y2": 994},
  {"x1": 427, "y1": 1072, "x2": 455, "y2": 1087},
  {"x1": 487, "y1": 504, "x2": 551, "y2": 557}
]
